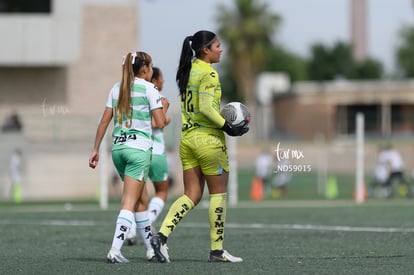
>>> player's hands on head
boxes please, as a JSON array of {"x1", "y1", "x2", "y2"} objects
[{"x1": 221, "y1": 120, "x2": 249, "y2": 136}]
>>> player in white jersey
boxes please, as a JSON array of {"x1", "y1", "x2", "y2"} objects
[
  {"x1": 126, "y1": 68, "x2": 172, "y2": 259},
  {"x1": 89, "y1": 51, "x2": 168, "y2": 264},
  {"x1": 379, "y1": 143, "x2": 412, "y2": 198},
  {"x1": 148, "y1": 67, "x2": 171, "y2": 225}
]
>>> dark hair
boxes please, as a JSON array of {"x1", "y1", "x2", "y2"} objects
[
  {"x1": 176, "y1": 30, "x2": 217, "y2": 95},
  {"x1": 151, "y1": 67, "x2": 160, "y2": 82}
]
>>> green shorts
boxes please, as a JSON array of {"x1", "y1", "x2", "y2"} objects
[
  {"x1": 179, "y1": 130, "x2": 229, "y2": 175},
  {"x1": 149, "y1": 153, "x2": 169, "y2": 182},
  {"x1": 112, "y1": 147, "x2": 151, "y2": 182}
]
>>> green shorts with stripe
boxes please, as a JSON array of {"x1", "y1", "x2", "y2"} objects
[
  {"x1": 112, "y1": 147, "x2": 151, "y2": 182},
  {"x1": 149, "y1": 154, "x2": 169, "y2": 182},
  {"x1": 179, "y1": 129, "x2": 229, "y2": 176}
]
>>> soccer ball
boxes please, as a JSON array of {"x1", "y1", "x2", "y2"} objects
[{"x1": 220, "y1": 102, "x2": 251, "y2": 126}]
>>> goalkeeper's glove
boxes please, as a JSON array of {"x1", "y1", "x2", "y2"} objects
[{"x1": 221, "y1": 120, "x2": 249, "y2": 136}]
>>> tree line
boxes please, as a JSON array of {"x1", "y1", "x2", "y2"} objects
[{"x1": 216, "y1": 0, "x2": 414, "y2": 103}]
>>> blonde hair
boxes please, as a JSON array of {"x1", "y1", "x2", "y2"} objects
[{"x1": 116, "y1": 51, "x2": 152, "y2": 126}]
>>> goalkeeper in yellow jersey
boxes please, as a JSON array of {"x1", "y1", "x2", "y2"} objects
[{"x1": 150, "y1": 30, "x2": 249, "y2": 263}]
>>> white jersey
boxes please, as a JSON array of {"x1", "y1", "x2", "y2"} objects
[
  {"x1": 378, "y1": 149, "x2": 404, "y2": 172},
  {"x1": 151, "y1": 95, "x2": 167, "y2": 155},
  {"x1": 152, "y1": 128, "x2": 165, "y2": 155},
  {"x1": 373, "y1": 162, "x2": 388, "y2": 183},
  {"x1": 106, "y1": 77, "x2": 163, "y2": 151},
  {"x1": 10, "y1": 152, "x2": 22, "y2": 183},
  {"x1": 255, "y1": 152, "x2": 273, "y2": 179}
]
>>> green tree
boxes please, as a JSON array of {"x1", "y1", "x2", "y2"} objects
[
  {"x1": 216, "y1": 0, "x2": 280, "y2": 107},
  {"x1": 307, "y1": 41, "x2": 353, "y2": 80},
  {"x1": 220, "y1": 45, "x2": 308, "y2": 101},
  {"x1": 307, "y1": 41, "x2": 383, "y2": 80},
  {"x1": 264, "y1": 46, "x2": 308, "y2": 81},
  {"x1": 396, "y1": 25, "x2": 414, "y2": 77},
  {"x1": 219, "y1": 60, "x2": 242, "y2": 102},
  {"x1": 351, "y1": 58, "x2": 383, "y2": 79}
]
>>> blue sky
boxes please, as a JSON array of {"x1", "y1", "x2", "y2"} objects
[{"x1": 138, "y1": 0, "x2": 414, "y2": 101}]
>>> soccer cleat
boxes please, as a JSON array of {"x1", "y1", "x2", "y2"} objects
[
  {"x1": 208, "y1": 250, "x2": 243, "y2": 263},
  {"x1": 106, "y1": 248, "x2": 129, "y2": 264},
  {"x1": 146, "y1": 248, "x2": 155, "y2": 261},
  {"x1": 125, "y1": 231, "x2": 137, "y2": 246},
  {"x1": 150, "y1": 233, "x2": 170, "y2": 263}
]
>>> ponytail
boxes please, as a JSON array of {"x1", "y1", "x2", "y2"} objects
[
  {"x1": 176, "y1": 31, "x2": 217, "y2": 96},
  {"x1": 117, "y1": 51, "x2": 152, "y2": 125},
  {"x1": 176, "y1": 36, "x2": 194, "y2": 95}
]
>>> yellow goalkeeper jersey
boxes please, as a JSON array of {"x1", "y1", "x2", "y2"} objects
[{"x1": 180, "y1": 58, "x2": 225, "y2": 135}]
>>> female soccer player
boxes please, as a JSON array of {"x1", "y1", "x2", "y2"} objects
[
  {"x1": 147, "y1": 67, "x2": 171, "y2": 223},
  {"x1": 151, "y1": 30, "x2": 248, "y2": 263},
  {"x1": 125, "y1": 67, "x2": 172, "y2": 261},
  {"x1": 89, "y1": 51, "x2": 168, "y2": 263}
]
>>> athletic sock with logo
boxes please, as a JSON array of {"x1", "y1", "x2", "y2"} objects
[
  {"x1": 111, "y1": 209, "x2": 134, "y2": 251},
  {"x1": 148, "y1": 196, "x2": 165, "y2": 224},
  {"x1": 208, "y1": 193, "x2": 227, "y2": 251},
  {"x1": 135, "y1": 211, "x2": 152, "y2": 249},
  {"x1": 159, "y1": 194, "x2": 194, "y2": 238}
]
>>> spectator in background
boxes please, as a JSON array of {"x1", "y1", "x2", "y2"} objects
[
  {"x1": 368, "y1": 145, "x2": 389, "y2": 198},
  {"x1": 379, "y1": 143, "x2": 412, "y2": 198},
  {"x1": 9, "y1": 148, "x2": 23, "y2": 203},
  {"x1": 272, "y1": 158, "x2": 291, "y2": 198},
  {"x1": 255, "y1": 148, "x2": 274, "y2": 197},
  {"x1": 2, "y1": 110, "x2": 23, "y2": 132}
]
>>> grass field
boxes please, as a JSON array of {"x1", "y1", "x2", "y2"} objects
[
  {"x1": 237, "y1": 168, "x2": 359, "y2": 200},
  {"x1": 1, "y1": 198, "x2": 414, "y2": 275},
  {"x1": 237, "y1": 168, "x2": 411, "y2": 201}
]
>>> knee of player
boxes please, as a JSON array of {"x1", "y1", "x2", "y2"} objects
[{"x1": 185, "y1": 192, "x2": 202, "y2": 206}]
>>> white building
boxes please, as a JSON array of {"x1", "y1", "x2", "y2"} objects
[{"x1": 0, "y1": 0, "x2": 139, "y2": 200}]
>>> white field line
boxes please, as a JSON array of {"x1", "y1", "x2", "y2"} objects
[
  {"x1": 0, "y1": 220, "x2": 97, "y2": 226},
  {"x1": 0, "y1": 220, "x2": 414, "y2": 233},
  {"x1": 184, "y1": 223, "x2": 414, "y2": 233}
]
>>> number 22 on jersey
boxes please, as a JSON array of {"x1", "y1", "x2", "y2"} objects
[{"x1": 181, "y1": 90, "x2": 194, "y2": 113}]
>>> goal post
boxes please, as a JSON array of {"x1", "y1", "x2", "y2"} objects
[
  {"x1": 99, "y1": 132, "x2": 109, "y2": 210},
  {"x1": 355, "y1": 112, "x2": 365, "y2": 204},
  {"x1": 228, "y1": 136, "x2": 238, "y2": 206}
]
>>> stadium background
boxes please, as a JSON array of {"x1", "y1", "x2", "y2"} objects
[{"x1": 1, "y1": 0, "x2": 414, "y2": 202}]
